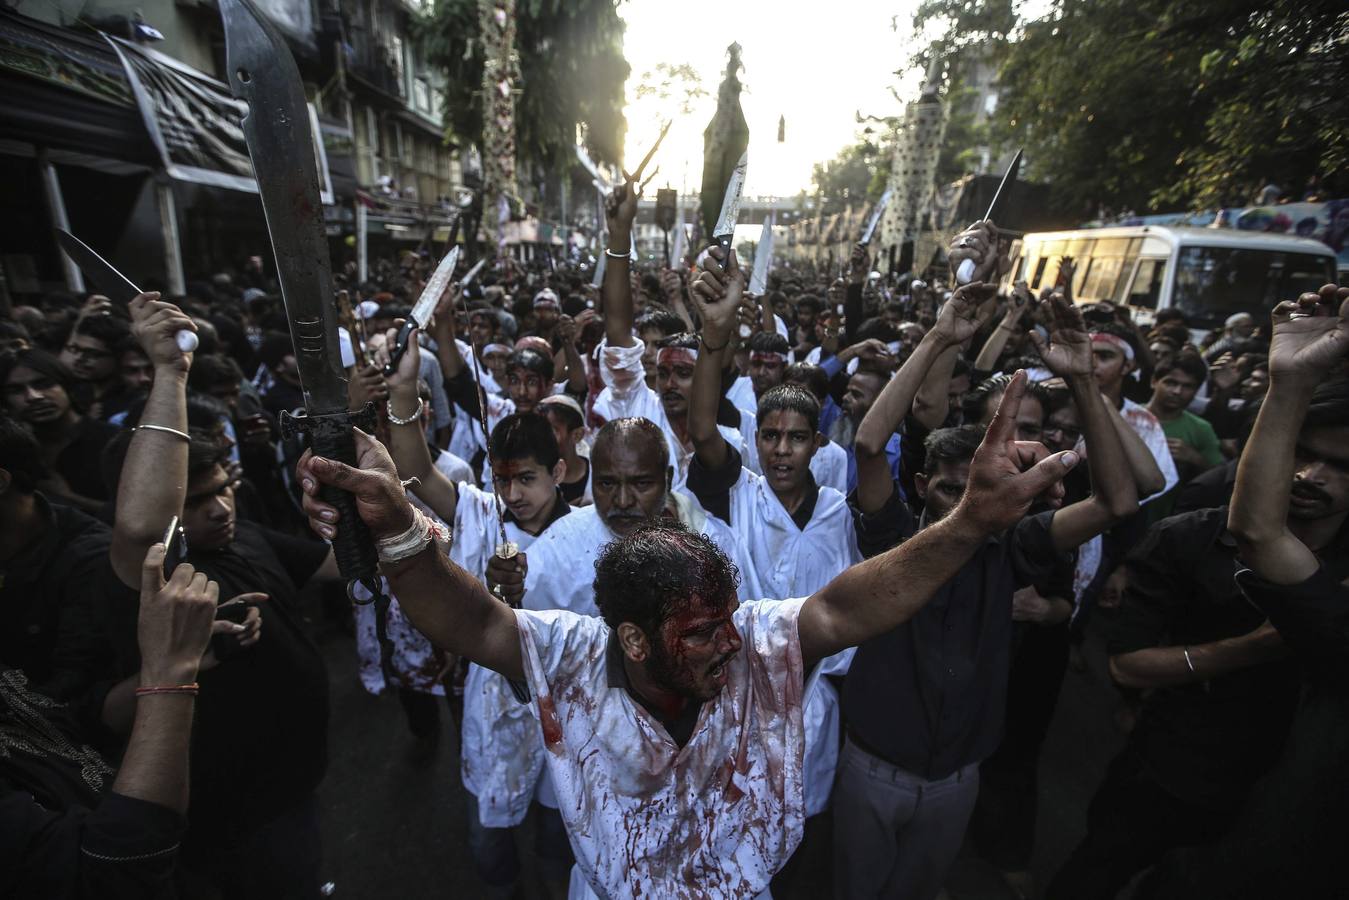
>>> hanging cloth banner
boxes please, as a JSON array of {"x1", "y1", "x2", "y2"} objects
[{"x1": 106, "y1": 34, "x2": 331, "y2": 202}]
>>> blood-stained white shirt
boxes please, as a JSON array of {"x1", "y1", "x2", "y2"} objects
[
  {"x1": 465, "y1": 494, "x2": 761, "y2": 827},
  {"x1": 590, "y1": 338, "x2": 747, "y2": 490},
  {"x1": 517, "y1": 597, "x2": 812, "y2": 900},
  {"x1": 694, "y1": 464, "x2": 861, "y2": 815}
]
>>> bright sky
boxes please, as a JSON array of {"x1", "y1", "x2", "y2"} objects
[{"x1": 619, "y1": 0, "x2": 925, "y2": 199}]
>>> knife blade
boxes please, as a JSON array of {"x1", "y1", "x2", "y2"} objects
[
  {"x1": 54, "y1": 229, "x2": 198, "y2": 352},
  {"x1": 956, "y1": 148, "x2": 1022, "y2": 284},
  {"x1": 384, "y1": 246, "x2": 458, "y2": 375},
  {"x1": 712, "y1": 151, "x2": 748, "y2": 254},
  {"x1": 861, "y1": 188, "x2": 892, "y2": 245}
]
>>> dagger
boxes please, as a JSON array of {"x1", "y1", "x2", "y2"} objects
[
  {"x1": 711, "y1": 151, "x2": 748, "y2": 256},
  {"x1": 384, "y1": 246, "x2": 458, "y2": 376},
  {"x1": 956, "y1": 148, "x2": 1022, "y2": 285},
  {"x1": 54, "y1": 229, "x2": 198, "y2": 353}
]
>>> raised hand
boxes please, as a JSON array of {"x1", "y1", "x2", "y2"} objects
[
  {"x1": 1030, "y1": 291, "x2": 1093, "y2": 379},
  {"x1": 932, "y1": 281, "x2": 993, "y2": 346},
  {"x1": 949, "y1": 220, "x2": 1008, "y2": 285},
  {"x1": 298, "y1": 428, "x2": 415, "y2": 543},
  {"x1": 848, "y1": 242, "x2": 871, "y2": 284},
  {"x1": 431, "y1": 280, "x2": 463, "y2": 331},
  {"x1": 382, "y1": 324, "x2": 422, "y2": 393},
  {"x1": 1268, "y1": 283, "x2": 1349, "y2": 384},
  {"x1": 689, "y1": 246, "x2": 743, "y2": 345},
  {"x1": 959, "y1": 370, "x2": 1079, "y2": 533},
  {"x1": 129, "y1": 292, "x2": 196, "y2": 374},
  {"x1": 137, "y1": 544, "x2": 218, "y2": 686},
  {"x1": 1208, "y1": 352, "x2": 1241, "y2": 392}
]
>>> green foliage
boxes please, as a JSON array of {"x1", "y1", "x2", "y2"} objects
[
  {"x1": 633, "y1": 62, "x2": 707, "y2": 116},
  {"x1": 811, "y1": 140, "x2": 885, "y2": 216},
  {"x1": 417, "y1": 0, "x2": 629, "y2": 169},
  {"x1": 923, "y1": 0, "x2": 1349, "y2": 215}
]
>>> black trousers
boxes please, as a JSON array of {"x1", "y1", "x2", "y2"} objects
[
  {"x1": 1045, "y1": 750, "x2": 1232, "y2": 900},
  {"x1": 970, "y1": 621, "x2": 1070, "y2": 871}
]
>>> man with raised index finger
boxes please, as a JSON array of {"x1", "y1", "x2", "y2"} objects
[{"x1": 296, "y1": 333, "x2": 1081, "y2": 900}]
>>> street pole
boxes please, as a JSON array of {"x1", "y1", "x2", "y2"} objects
[{"x1": 155, "y1": 180, "x2": 186, "y2": 295}]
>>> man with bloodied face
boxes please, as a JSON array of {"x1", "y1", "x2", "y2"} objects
[{"x1": 297, "y1": 353, "x2": 1080, "y2": 897}]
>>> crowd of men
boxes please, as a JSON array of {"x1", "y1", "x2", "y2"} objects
[{"x1": 2, "y1": 169, "x2": 1346, "y2": 900}]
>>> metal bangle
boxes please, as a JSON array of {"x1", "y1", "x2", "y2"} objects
[
  {"x1": 134, "y1": 424, "x2": 191, "y2": 442},
  {"x1": 605, "y1": 248, "x2": 631, "y2": 259},
  {"x1": 385, "y1": 397, "x2": 424, "y2": 426}
]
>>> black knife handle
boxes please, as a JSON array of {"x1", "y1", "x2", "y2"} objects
[
  {"x1": 308, "y1": 420, "x2": 380, "y2": 592},
  {"x1": 382, "y1": 321, "x2": 416, "y2": 377}
]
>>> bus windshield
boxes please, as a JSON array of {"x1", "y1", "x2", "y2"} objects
[{"x1": 1172, "y1": 246, "x2": 1334, "y2": 330}]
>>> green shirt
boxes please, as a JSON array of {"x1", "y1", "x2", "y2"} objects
[{"x1": 1149, "y1": 410, "x2": 1224, "y2": 522}]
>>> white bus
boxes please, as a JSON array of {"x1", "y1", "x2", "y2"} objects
[{"x1": 1008, "y1": 226, "x2": 1337, "y2": 335}]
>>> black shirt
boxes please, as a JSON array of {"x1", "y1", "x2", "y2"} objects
[
  {"x1": 844, "y1": 487, "x2": 1063, "y2": 779},
  {"x1": 74, "y1": 522, "x2": 331, "y2": 838},
  {"x1": 1104, "y1": 508, "x2": 1336, "y2": 811},
  {"x1": 559, "y1": 458, "x2": 590, "y2": 505},
  {"x1": 0, "y1": 497, "x2": 111, "y2": 699},
  {"x1": 1, "y1": 669, "x2": 185, "y2": 900},
  {"x1": 56, "y1": 417, "x2": 120, "y2": 502},
  {"x1": 687, "y1": 444, "x2": 819, "y2": 530}
]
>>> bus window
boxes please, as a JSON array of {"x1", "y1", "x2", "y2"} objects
[
  {"x1": 1082, "y1": 256, "x2": 1123, "y2": 301},
  {"x1": 1031, "y1": 256, "x2": 1048, "y2": 289},
  {"x1": 1124, "y1": 258, "x2": 1165, "y2": 309},
  {"x1": 1172, "y1": 247, "x2": 1335, "y2": 331}
]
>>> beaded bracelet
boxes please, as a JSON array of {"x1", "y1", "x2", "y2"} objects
[{"x1": 135, "y1": 683, "x2": 200, "y2": 697}]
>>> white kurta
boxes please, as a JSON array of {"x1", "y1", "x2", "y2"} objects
[
  {"x1": 354, "y1": 481, "x2": 507, "y2": 695},
  {"x1": 519, "y1": 599, "x2": 812, "y2": 900},
  {"x1": 590, "y1": 338, "x2": 747, "y2": 490},
  {"x1": 727, "y1": 374, "x2": 756, "y2": 413},
  {"x1": 714, "y1": 467, "x2": 861, "y2": 815},
  {"x1": 809, "y1": 439, "x2": 849, "y2": 496}
]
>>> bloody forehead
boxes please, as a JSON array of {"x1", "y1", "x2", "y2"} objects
[
  {"x1": 750, "y1": 352, "x2": 785, "y2": 365},
  {"x1": 656, "y1": 348, "x2": 697, "y2": 367}
]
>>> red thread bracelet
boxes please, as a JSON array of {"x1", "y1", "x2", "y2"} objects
[{"x1": 135, "y1": 683, "x2": 200, "y2": 697}]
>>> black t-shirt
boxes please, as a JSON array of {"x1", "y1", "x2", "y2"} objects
[
  {"x1": 0, "y1": 498, "x2": 111, "y2": 699},
  {"x1": 1105, "y1": 508, "x2": 1329, "y2": 811},
  {"x1": 845, "y1": 487, "x2": 1063, "y2": 779},
  {"x1": 78, "y1": 522, "x2": 331, "y2": 837},
  {"x1": 560, "y1": 458, "x2": 590, "y2": 505},
  {"x1": 56, "y1": 417, "x2": 121, "y2": 502}
]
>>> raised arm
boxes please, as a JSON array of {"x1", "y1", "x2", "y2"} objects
[
  {"x1": 555, "y1": 314, "x2": 588, "y2": 396},
  {"x1": 687, "y1": 247, "x2": 745, "y2": 470},
  {"x1": 1229, "y1": 284, "x2": 1349, "y2": 583},
  {"x1": 603, "y1": 177, "x2": 644, "y2": 349},
  {"x1": 1101, "y1": 395, "x2": 1168, "y2": 497},
  {"x1": 853, "y1": 284, "x2": 986, "y2": 513},
  {"x1": 298, "y1": 431, "x2": 523, "y2": 680},
  {"x1": 799, "y1": 371, "x2": 1080, "y2": 665},
  {"x1": 1029, "y1": 293, "x2": 1140, "y2": 550},
  {"x1": 974, "y1": 281, "x2": 1031, "y2": 372},
  {"x1": 380, "y1": 325, "x2": 459, "y2": 523},
  {"x1": 110, "y1": 294, "x2": 197, "y2": 589}
]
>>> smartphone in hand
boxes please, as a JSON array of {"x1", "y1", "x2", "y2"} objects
[{"x1": 162, "y1": 516, "x2": 188, "y2": 581}]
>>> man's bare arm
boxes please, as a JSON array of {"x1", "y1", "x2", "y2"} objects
[
  {"x1": 298, "y1": 432, "x2": 523, "y2": 679},
  {"x1": 1229, "y1": 285, "x2": 1349, "y2": 583},
  {"x1": 110, "y1": 295, "x2": 197, "y2": 589},
  {"x1": 800, "y1": 371, "x2": 1080, "y2": 665}
]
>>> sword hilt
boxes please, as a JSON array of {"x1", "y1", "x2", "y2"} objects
[{"x1": 283, "y1": 403, "x2": 382, "y2": 603}]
